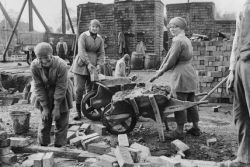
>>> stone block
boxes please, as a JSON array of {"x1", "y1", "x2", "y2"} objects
[
  {"x1": 0, "y1": 147, "x2": 12, "y2": 156},
  {"x1": 114, "y1": 146, "x2": 134, "y2": 167},
  {"x1": 130, "y1": 143, "x2": 151, "y2": 161},
  {"x1": 42, "y1": 152, "x2": 54, "y2": 167},
  {"x1": 79, "y1": 123, "x2": 91, "y2": 134},
  {"x1": 33, "y1": 153, "x2": 45, "y2": 167},
  {"x1": 92, "y1": 123, "x2": 107, "y2": 135},
  {"x1": 97, "y1": 154, "x2": 117, "y2": 167},
  {"x1": 0, "y1": 153, "x2": 17, "y2": 164},
  {"x1": 88, "y1": 142, "x2": 111, "y2": 155},
  {"x1": 0, "y1": 138, "x2": 10, "y2": 148},
  {"x1": 82, "y1": 136, "x2": 101, "y2": 150},
  {"x1": 77, "y1": 151, "x2": 99, "y2": 162},
  {"x1": 10, "y1": 137, "x2": 32, "y2": 147},
  {"x1": 206, "y1": 138, "x2": 217, "y2": 147},
  {"x1": 67, "y1": 131, "x2": 77, "y2": 143},
  {"x1": 70, "y1": 133, "x2": 99, "y2": 146},
  {"x1": 118, "y1": 134, "x2": 129, "y2": 147},
  {"x1": 160, "y1": 156, "x2": 181, "y2": 167},
  {"x1": 68, "y1": 125, "x2": 80, "y2": 132},
  {"x1": 0, "y1": 131, "x2": 8, "y2": 141}
]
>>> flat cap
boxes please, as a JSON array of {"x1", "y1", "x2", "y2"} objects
[{"x1": 34, "y1": 42, "x2": 53, "y2": 57}]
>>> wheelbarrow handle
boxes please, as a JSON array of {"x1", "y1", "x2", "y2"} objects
[{"x1": 200, "y1": 76, "x2": 229, "y2": 101}]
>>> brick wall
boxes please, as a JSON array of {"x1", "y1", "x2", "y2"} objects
[
  {"x1": 192, "y1": 40, "x2": 233, "y2": 103},
  {"x1": 166, "y1": 2, "x2": 236, "y2": 38},
  {"x1": 77, "y1": 0, "x2": 164, "y2": 61}
]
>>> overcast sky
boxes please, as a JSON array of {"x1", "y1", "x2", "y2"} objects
[{"x1": 0, "y1": 0, "x2": 245, "y2": 32}]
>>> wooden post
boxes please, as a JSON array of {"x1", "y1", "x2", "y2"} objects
[
  {"x1": 28, "y1": 0, "x2": 33, "y2": 31},
  {"x1": 149, "y1": 95, "x2": 165, "y2": 142},
  {"x1": 129, "y1": 98, "x2": 140, "y2": 115},
  {"x1": 62, "y1": 0, "x2": 66, "y2": 34},
  {"x1": 73, "y1": 7, "x2": 82, "y2": 59},
  {"x1": 31, "y1": 1, "x2": 50, "y2": 33},
  {"x1": 0, "y1": 1, "x2": 18, "y2": 36},
  {"x1": 65, "y1": 1, "x2": 75, "y2": 34},
  {"x1": 2, "y1": 0, "x2": 28, "y2": 62}
]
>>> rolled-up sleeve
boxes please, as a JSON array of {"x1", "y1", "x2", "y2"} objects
[
  {"x1": 230, "y1": 12, "x2": 241, "y2": 71},
  {"x1": 54, "y1": 63, "x2": 68, "y2": 107},
  {"x1": 31, "y1": 64, "x2": 48, "y2": 108}
]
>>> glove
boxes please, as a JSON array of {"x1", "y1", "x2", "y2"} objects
[
  {"x1": 52, "y1": 106, "x2": 60, "y2": 121},
  {"x1": 42, "y1": 107, "x2": 49, "y2": 121}
]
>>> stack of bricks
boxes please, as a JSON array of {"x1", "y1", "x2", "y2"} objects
[
  {"x1": 77, "y1": 0, "x2": 164, "y2": 59},
  {"x1": 192, "y1": 40, "x2": 233, "y2": 103},
  {"x1": 0, "y1": 131, "x2": 17, "y2": 165}
]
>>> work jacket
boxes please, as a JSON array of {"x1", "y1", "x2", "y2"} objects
[
  {"x1": 159, "y1": 33, "x2": 198, "y2": 96},
  {"x1": 30, "y1": 56, "x2": 74, "y2": 113},
  {"x1": 71, "y1": 31, "x2": 105, "y2": 75}
]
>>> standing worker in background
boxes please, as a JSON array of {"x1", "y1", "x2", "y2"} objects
[
  {"x1": 221, "y1": 0, "x2": 250, "y2": 166},
  {"x1": 150, "y1": 17, "x2": 200, "y2": 140},
  {"x1": 71, "y1": 19, "x2": 104, "y2": 120},
  {"x1": 114, "y1": 54, "x2": 130, "y2": 77},
  {"x1": 49, "y1": 37, "x2": 57, "y2": 56},
  {"x1": 31, "y1": 42, "x2": 74, "y2": 147},
  {"x1": 56, "y1": 37, "x2": 68, "y2": 60}
]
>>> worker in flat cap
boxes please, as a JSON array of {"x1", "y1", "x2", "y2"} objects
[
  {"x1": 56, "y1": 37, "x2": 68, "y2": 60},
  {"x1": 150, "y1": 17, "x2": 200, "y2": 140},
  {"x1": 30, "y1": 42, "x2": 74, "y2": 147},
  {"x1": 71, "y1": 19, "x2": 105, "y2": 120}
]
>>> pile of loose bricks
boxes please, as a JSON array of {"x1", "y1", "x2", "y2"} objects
[{"x1": 192, "y1": 40, "x2": 233, "y2": 103}]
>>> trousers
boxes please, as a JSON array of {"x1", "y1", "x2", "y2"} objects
[
  {"x1": 38, "y1": 110, "x2": 69, "y2": 146},
  {"x1": 233, "y1": 59, "x2": 250, "y2": 163},
  {"x1": 174, "y1": 92, "x2": 199, "y2": 125},
  {"x1": 74, "y1": 74, "x2": 91, "y2": 105}
]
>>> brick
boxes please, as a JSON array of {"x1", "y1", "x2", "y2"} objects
[
  {"x1": 193, "y1": 51, "x2": 200, "y2": 56},
  {"x1": 18, "y1": 99, "x2": 29, "y2": 104},
  {"x1": 114, "y1": 146, "x2": 134, "y2": 167},
  {"x1": 0, "y1": 153, "x2": 17, "y2": 164},
  {"x1": 0, "y1": 147, "x2": 12, "y2": 156},
  {"x1": 92, "y1": 123, "x2": 107, "y2": 135},
  {"x1": 0, "y1": 138, "x2": 10, "y2": 148},
  {"x1": 206, "y1": 138, "x2": 217, "y2": 147},
  {"x1": 160, "y1": 156, "x2": 181, "y2": 167},
  {"x1": 88, "y1": 143, "x2": 111, "y2": 155},
  {"x1": 204, "y1": 56, "x2": 215, "y2": 62},
  {"x1": 79, "y1": 123, "x2": 91, "y2": 134},
  {"x1": 127, "y1": 147, "x2": 141, "y2": 163},
  {"x1": 118, "y1": 134, "x2": 129, "y2": 147},
  {"x1": 208, "y1": 71, "x2": 223, "y2": 77},
  {"x1": 33, "y1": 153, "x2": 45, "y2": 167},
  {"x1": 97, "y1": 154, "x2": 117, "y2": 167},
  {"x1": 130, "y1": 143, "x2": 151, "y2": 161},
  {"x1": 81, "y1": 136, "x2": 101, "y2": 150},
  {"x1": 77, "y1": 151, "x2": 99, "y2": 162},
  {"x1": 0, "y1": 131, "x2": 8, "y2": 141},
  {"x1": 206, "y1": 46, "x2": 216, "y2": 51},
  {"x1": 133, "y1": 163, "x2": 151, "y2": 167},
  {"x1": 10, "y1": 137, "x2": 32, "y2": 147},
  {"x1": 67, "y1": 131, "x2": 77, "y2": 143},
  {"x1": 68, "y1": 125, "x2": 80, "y2": 132},
  {"x1": 171, "y1": 139, "x2": 190, "y2": 157},
  {"x1": 70, "y1": 133, "x2": 99, "y2": 146},
  {"x1": 42, "y1": 152, "x2": 54, "y2": 167}
]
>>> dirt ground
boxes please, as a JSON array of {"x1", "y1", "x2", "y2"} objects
[{"x1": 0, "y1": 63, "x2": 238, "y2": 166}]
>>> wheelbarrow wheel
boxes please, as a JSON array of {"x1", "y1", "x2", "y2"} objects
[
  {"x1": 81, "y1": 90, "x2": 102, "y2": 121},
  {"x1": 102, "y1": 101, "x2": 137, "y2": 135}
]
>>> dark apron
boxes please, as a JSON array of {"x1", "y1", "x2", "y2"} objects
[{"x1": 58, "y1": 44, "x2": 66, "y2": 60}]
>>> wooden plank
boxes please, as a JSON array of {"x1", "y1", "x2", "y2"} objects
[
  {"x1": 129, "y1": 98, "x2": 140, "y2": 115},
  {"x1": 148, "y1": 95, "x2": 165, "y2": 142}
]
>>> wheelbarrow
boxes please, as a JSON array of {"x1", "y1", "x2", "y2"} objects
[
  {"x1": 101, "y1": 76, "x2": 228, "y2": 141},
  {"x1": 81, "y1": 77, "x2": 141, "y2": 121}
]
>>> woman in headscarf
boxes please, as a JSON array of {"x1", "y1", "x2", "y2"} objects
[
  {"x1": 150, "y1": 17, "x2": 200, "y2": 140},
  {"x1": 71, "y1": 19, "x2": 104, "y2": 120}
]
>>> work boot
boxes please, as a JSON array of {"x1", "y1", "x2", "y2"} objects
[{"x1": 73, "y1": 103, "x2": 82, "y2": 120}]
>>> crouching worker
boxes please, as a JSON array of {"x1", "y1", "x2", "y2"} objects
[{"x1": 30, "y1": 42, "x2": 74, "y2": 147}]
